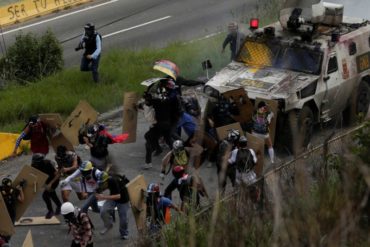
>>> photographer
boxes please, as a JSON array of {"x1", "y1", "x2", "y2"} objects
[{"x1": 75, "y1": 23, "x2": 102, "y2": 83}]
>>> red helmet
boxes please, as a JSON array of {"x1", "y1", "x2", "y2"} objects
[
  {"x1": 172, "y1": 166, "x2": 185, "y2": 179},
  {"x1": 147, "y1": 183, "x2": 160, "y2": 193}
]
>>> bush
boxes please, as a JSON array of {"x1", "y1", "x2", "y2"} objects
[{"x1": 0, "y1": 30, "x2": 63, "y2": 84}]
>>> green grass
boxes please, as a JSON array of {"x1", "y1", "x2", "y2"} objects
[{"x1": 0, "y1": 34, "x2": 229, "y2": 132}]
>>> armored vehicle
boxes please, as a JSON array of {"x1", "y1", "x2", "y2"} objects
[{"x1": 204, "y1": 1, "x2": 370, "y2": 152}]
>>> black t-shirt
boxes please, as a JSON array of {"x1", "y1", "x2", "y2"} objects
[
  {"x1": 31, "y1": 160, "x2": 59, "y2": 187},
  {"x1": 107, "y1": 176, "x2": 129, "y2": 204}
]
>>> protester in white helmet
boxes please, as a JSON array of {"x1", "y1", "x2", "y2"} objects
[{"x1": 61, "y1": 202, "x2": 94, "y2": 247}]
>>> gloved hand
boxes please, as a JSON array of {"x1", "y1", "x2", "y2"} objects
[{"x1": 159, "y1": 173, "x2": 165, "y2": 180}]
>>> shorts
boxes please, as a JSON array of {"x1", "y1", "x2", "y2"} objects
[
  {"x1": 251, "y1": 131, "x2": 269, "y2": 140},
  {"x1": 60, "y1": 179, "x2": 95, "y2": 193}
]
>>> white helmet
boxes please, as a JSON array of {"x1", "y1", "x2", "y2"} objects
[
  {"x1": 172, "y1": 140, "x2": 184, "y2": 152},
  {"x1": 61, "y1": 202, "x2": 75, "y2": 215}
]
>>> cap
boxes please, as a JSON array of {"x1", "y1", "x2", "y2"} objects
[
  {"x1": 84, "y1": 23, "x2": 95, "y2": 31},
  {"x1": 28, "y1": 115, "x2": 39, "y2": 124}
]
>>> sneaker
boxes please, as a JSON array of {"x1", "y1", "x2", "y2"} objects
[
  {"x1": 121, "y1": 235, "x2": 129, "y2": 240},
  {"x1": 100, "y1": 226, "x2": 113, "y2": 235},
  {"x1": 55, "y1": 206, "x2": 61, "y2": 216},
  {"x1": 142, "y1": 163, "x2": 152, "y2": 170},
  {"x1": 45, "y1": 211, "x2": 54, "y2": 219}
]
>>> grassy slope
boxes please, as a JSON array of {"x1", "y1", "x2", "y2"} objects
[{"x1": 0, "y1": 34, "x2": 228, "y2": 132}]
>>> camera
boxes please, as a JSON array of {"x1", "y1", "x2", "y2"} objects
[{"x1": 75, "y1": 42, "x2": 84, "y2": 51}]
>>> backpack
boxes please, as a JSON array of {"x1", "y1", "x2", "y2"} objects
[
  {"x1": 236, "y1": 148, "x2": 256, "y2": 173},
  {"x1": 77, "y1": 211, "x2": 94, "y2": 231}
]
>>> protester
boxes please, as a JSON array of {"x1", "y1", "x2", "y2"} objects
[
  {"x1": 164, "y1": 166, "x2": 208, "y2": 212},
  {"x1": 251, "y1": 101, "x2": 275, "y2": 163},
  {"x1": 160, "y1": 140, "x2": 191, "y2": 179},
  {"x1": 229, "y1": 136, "x2": 258, "y2": 185},
  {"x1": 216, "y1": 129, "x2": 240, "y2": 193},
  {"x1": 211, "y1": 94, "x2": 239, "y2": 128},
  {"x1": 175, "y1": 112, "x2": 198, "y2": 146},
  {"x1": 75, "y1": 23, "x2": 102, "y2": 83},
  {"x1": 141, "y1": 80, "x2": 182, "y2": 169},
  {"x1": 61, "y1": 202, "x2": 94, "y2": 247},
  {"x1": 31, "y1": 153, "x2": 62, "y2": 219},
  {"x1": 55, "y1": 145, "x2": 84, "y2": 202},
  {"x1": 79, "y1": 123, "x2": 128, "y2": 171},
  {"x1": 61, "y1": 161, "x2": 101, "y2": 213},
  {"x1": 0, "y1": 177, "x2": 24, "y2": 223},
  {"x1": 95, "y1": 172, "x2": 130, "y2": 240},
  {"x1": 12, "y1": 115, "x2": 49, "y2": 156},
  {"x1": 221, "y1": 22, "x2": 241, "y2": 61},
  {"x1": 146, "y1": 183, "x2": 181, "y2": 233},
  {"x1": 139, "y1": 92, "x2": 164, "y2": 170}
]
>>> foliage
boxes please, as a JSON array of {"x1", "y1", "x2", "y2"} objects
[
  {"x1": 0, "y1": 34, "x2": 228, "y2": 132},
  {"x1": 353, "y1": 120, "x2": 370, "y2": 164},
  {"x1": 156, "y1": 128, "x2": 370, "y2": 247},
  {"x1": 0, "y1": 30, "x2": 63, "y2": 84}
]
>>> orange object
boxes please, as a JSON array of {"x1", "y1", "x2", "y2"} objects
[{"x1": 164, "y1": 207, "x2": 171, "y2": 224}]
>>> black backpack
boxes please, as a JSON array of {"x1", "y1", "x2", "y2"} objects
[{"x1": 236, "y1": 148, "x2": 256, "y2": 173}]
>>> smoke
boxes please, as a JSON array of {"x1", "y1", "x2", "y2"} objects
[{"x1": 329, "y1": 0, "x2": 370, "y2": 19}]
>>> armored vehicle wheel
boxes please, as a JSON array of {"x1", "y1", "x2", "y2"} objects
[
  {"x1": 283, "y1": 106, "x2": 314, "y2": 155},
  {"x1": 356, "y1": 81, "x2": 370, "y2": 117},
  {"x1": 343, "y1": 80, "x2": 370, "y2": 125},
  {"x1": 299, "y1": 106, "x2": 314, "y2": 147}
]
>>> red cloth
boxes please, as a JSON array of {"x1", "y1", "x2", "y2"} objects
[
  {"x1": 30, "y1": 122, "x2": 49, "y2": 154},
  {"x1": 99, "y1": 129, "x2": 129, "y2": 143}
]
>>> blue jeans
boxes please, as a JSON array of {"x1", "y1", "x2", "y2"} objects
[
  {"x1": 100, "y1": 200, "x2": 129, "y2": 237},
  {"x1": 81, "y1": 193, "x2": 100, "y2": 213},
  {"x1": 80, "y1": 55, "x2": 100, "y2": 82}
]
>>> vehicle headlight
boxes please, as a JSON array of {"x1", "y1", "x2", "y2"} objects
[{"x1": 203, "y1": 86, "x2": 219, "y2": 98}]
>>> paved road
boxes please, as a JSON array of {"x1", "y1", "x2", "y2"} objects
[
  {"x1": 0, "y1": 110, "x2": 224, "y2": 247},
  {"x1": 0, "y1": 0, "x2": 255, "y2": 67}
]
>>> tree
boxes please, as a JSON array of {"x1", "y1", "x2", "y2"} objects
[{"x1": 0, "y1": 29, "x2": 63, "y2": 84}]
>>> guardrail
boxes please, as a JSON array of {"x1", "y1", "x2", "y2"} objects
[
  {"x1": 196, "y1": 123, "x2": 366, "y2": 216},
  {"x1": 0, "y1": 0, "x2": 92, "y2": 27}
]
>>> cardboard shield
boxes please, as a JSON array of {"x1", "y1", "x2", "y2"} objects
[
  {"x1": 254, "y1": 99, "x2": 278, "y2": 145},
  {"x1": 216, "y1": 122, "x2": 244, "y2": 141},
  {"x1": 22, "y1": 230, "x2": 34, "y2": 247},
  {"x1": 39, "y1": 113, "x2": 74, "y2": 152},
  {"x1": 246, "y1": 133, "x2": 265, "y2": 177},
  {"x1": 122, "y1": 92, "x2": 139, "y2": 143},
  {"x1": 222, "y1": 88, "x2": 254, "y2": 124},
  {"x1": 0, "y1": 193, "x2": 15, "y2": 236},
  {"x1": 61, "y1": 101, "x2": 98, "y2": 146},
  {"x1": 13, "y1": 165, "x2": 48, "y2": 221},
  {"x1": 126, "y1": 175, "x2": 147, "y2": 232},
  {"x1": 16, "y1": 216, "x2": 60, "y2": 226}
]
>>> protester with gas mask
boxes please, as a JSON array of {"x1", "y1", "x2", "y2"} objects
[
  {"x1": 75, "y1": 23, "x2": 102, "y2": 83},
  {"x1": 31, "y1": 153, "x2": 62, "y2": 219},
  {"x1": 60, "y1": 161, "x2": 101, "y2": 213},
  {"x1": 61, "y1": 202, "x2": 94, "y2": 247},
  {"x1": 0, "y1": 177, "x2": 24, "y2": 223},
  {"x1": 95, "y1": 172, "x2": 130, "y2": 240},
  {"x1": 55, "y1": 145, "x2": 83, "y2": 202}
]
